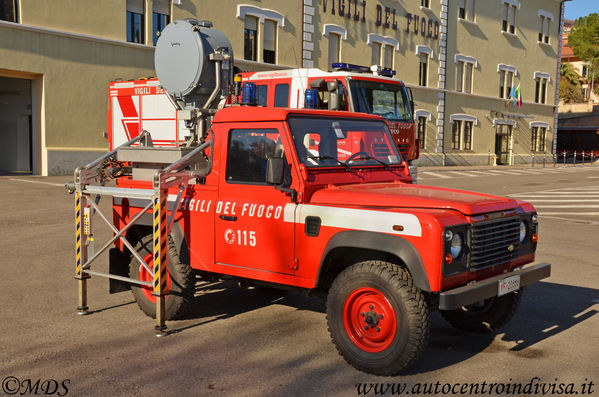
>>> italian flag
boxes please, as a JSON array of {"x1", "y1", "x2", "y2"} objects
[{"x1": 515, "y1": 83, "x2": 522, "y2": 108}]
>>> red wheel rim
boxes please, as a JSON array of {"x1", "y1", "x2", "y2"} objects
[
  {"x1": 343, "y1": 287, "x2": 397, "y2": 353},
  {"x1": 138, "y1": 253, "x2": 171, "y2": 303}
]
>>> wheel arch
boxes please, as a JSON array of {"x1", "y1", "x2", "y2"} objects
[
  {"x1": 316, "y1": 230, "x2": 431, "y2": 292},
  {"x1": 122, "y1": 214, "x2": 189, "y2": 265}
]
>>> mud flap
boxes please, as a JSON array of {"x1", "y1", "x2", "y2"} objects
[{"x1": 109, "y1": 248, "x2": 131, "y2": 293}]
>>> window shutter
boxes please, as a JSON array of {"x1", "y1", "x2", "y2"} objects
[
  {"x1": 126, "y1": 0, "x2": 144, "y2": 15},
  {"x1": 245, "y1": 16, "x2": 257, "y2": 31},
  {"x1": 264, "y1": 19, "x2": 276, "y2": 51},
  {"x1": 153, "y1": 0, "x2": 170, "y2": 15}
]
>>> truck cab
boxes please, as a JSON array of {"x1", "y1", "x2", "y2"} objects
[{"x1": 238, "y1": 63, "x2": 420, "y2": 162}]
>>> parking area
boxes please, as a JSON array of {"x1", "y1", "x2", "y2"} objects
[{"x1": 0, "y1": 173, "x2": 597, "y2": 396}]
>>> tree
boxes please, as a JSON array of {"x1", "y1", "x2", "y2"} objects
[
  {"x1": 559, "y1": 63, "x2": 584, "y2": 103},
  {"x1": 568, "y1": 13, "x2": 599, "y2": 100}
]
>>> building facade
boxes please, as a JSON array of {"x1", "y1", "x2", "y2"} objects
[{"x1": 0, "y1": 0, "x2": 564, "y2": 175}]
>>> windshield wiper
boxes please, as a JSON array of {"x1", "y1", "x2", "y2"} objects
[
  {"x1": 347, "y1": 155, "x2": 390, "y2": 169},
  {"x1": 308, "y1": 155, "x2": 351, "y2": 171}
]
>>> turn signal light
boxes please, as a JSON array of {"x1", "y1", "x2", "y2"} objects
[
  {"x1": 445, "y1": 253, "x2": 453, "y2": 264},
  {"x1": 532, "y1": 233, "x2": 538, "y2": 242}
]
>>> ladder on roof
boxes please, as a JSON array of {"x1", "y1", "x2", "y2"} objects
[{"x1": 67, "y1": 130, "x2": 211, "y2": 336}]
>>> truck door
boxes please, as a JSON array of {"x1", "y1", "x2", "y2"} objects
[{"x1": 215, "y1": 125, "x2": 296, "y2": 276}]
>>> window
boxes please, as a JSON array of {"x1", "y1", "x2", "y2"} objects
[
  {"x1": 371, "y1": 42, "x2": 381, "y2": 67},
  {"x1": 531, "y1": 127, "x2": 546, "y2": 152},
  {"x1": 324, "y1": 25, "x2": 347, "y2": 68},
  {"x1": 416, "y1": 46, "x2": 432, "y2": 87},
  {"x1": 383, "y1": 45, "x2": 393, "y2": 69},
  {"x1": 0, "y1": 0, "x2": 18, "y2": 22},
  {"x1": 421, "y1": 0, "x2": 430, "y2": 8},
  {"x1": 534, "y1": 72, "x2": 550, "y2": 104},
  {"x1": 417, "y1": 117, "x2": 427, "y2": 149},
  {"x1": 367, "y1": 34, "x2": 398, "y2": 68},
  {"x1": 126, "y1": 0, "x2": 145, "y2": 44},
  {"x1": 455, "y1": 55, "x2": 476, "y2": 93},
  {"x1": 537, "y1": 10, "x2": 553, "y2": 44},
  {"x1": 582, "y1": 65, "x2": 589, "y2": 78},
  {"x1": 263, "y1": 19, "x2": 276, "y2": 64},
  {"x1": 419, "y1": 52, "x2": 428, "y2": 87},
  {"x1": 237, "y1": 5, "x2": 285, "y2": 64},
  {"x1": 244, "y1": 16, "x2": 258, "y2": 61},
  {"x1": 274, "y1": 84, "x2": 289, "y2": 108},
  {"x1": 328, "y1": 33, "x2": 341, "y2": 67},
  {"x1": 498, "y1": 65, "x2": 516, "y2": 99},
  {"x1": 450, "y1": 115, "x2": 477, "y2": 150},
  {"x1": 458, "y1": 0, "x2": 475, "y2": 22},
  {"x1": 226, "y1": 129, "x2": 282, "y2": 183},
  {"x1": 287, "y1": 116, "x2": 403, "y2": 167},
  {"x1": 152, "y1": 0, "x2": 170, "y2": 46},
  {"x1": 501, "y1": 0, "x2": 519, "y2": 34},
  {"x1": 256, "y1": 85, "x2": 268, "y2": 107}
]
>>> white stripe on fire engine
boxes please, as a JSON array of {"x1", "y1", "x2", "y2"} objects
[{"x1": 283, "y1": 204, "x2": 422, "y2": 237}]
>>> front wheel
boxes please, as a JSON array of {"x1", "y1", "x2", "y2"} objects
[
  {"x1": 129, "y1": 232, "x2": 195, "y2": 320},
  {"x1": 440, "y1": 290, "x2": 523, "y2": 333},
  {"x1": 326, "y1": 261, "x2": 429, "y2": 376}
]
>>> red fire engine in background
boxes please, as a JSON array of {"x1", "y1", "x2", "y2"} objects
[
  {"x1": 237, "y1": 64, "x2": 420, "y2": 162},
  {"x1": 108, "y1": 64, "x2": 419, "y2": 162}
]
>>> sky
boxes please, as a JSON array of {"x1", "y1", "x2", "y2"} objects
[{"x1": 564, "y1": 0, "x2": 599, "y2": 21}]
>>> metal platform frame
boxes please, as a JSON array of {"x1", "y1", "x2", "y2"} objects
[{"x1": 71, "y1": 131, "x2": 210, "y2": 336}]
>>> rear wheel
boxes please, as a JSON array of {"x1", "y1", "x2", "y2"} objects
[
  {"x1": 326, "y1": 261, "x2": 429, "y2": 376},
  {"x1": 129, "y1": 233, "x2": 195, "y2": 320},
  {"x1": 440, "y1": 290, "x2": 523, "y2": 333}
]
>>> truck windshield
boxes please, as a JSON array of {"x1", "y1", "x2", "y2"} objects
[
  {"x1": 287, "y1": 116, "x2": 403, "y2": 168},
  {"x1": 348, "y1": 80, "x2": 413, "y2": 123}
]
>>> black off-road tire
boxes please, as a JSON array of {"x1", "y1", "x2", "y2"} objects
[
  {"x1": 129, "y1": 233, "x2": 195, "y2": 320},
  {"x1": 440, "y1": 290, "x2": 523, "y2": 333},
  {"x1": 326, "y1": 261, "x2": 430, "y2": 376}
]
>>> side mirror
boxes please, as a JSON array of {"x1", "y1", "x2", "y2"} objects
[
  {"x1": 327, "y1": 80, "x2": 340, "y2": 110},
  {"x1": 266, "y1": 157, "x2": 285, "y2": 185}
]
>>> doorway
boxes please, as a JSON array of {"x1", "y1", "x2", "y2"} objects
[
  {"x1": 495, "y1": 124, "x2": 513, "y2": 165},
  {"x1": 0, "y1": 76, "x2": 32, "y2": 174}
]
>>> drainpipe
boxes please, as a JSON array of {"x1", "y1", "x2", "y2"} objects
[{"x1": 554, "y1": 0, "x2": 572, "y2": 156}]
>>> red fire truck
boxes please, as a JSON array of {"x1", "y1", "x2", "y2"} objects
[
  {"x1": 68, "y1": 19, "x2": 550, "y2": 375},
  {"x1": 236, "y1": 64, "x2": 420, "y2": 162},
  {"x1": 108, "y1": 67, "x2": 419, "y2": 162}
]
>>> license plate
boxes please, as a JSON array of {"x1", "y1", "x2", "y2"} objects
[{"x1": 498, "y1": 275, "x2": 520, "y2": 296}]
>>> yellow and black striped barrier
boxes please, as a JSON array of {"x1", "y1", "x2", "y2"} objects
[
  {"x1": 152, "y1": 193, "x2": 168, "y2": 296},
  {"x1": 75, "y1": 192, "x2": 81, "y2": 277}
]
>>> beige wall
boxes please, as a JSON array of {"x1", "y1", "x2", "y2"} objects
[
  {"x1": 20, "y1": 0, "x2": 126, "y2": 41},
  {"x1": 0, "y1": 0, "x2": 562, "y2": 173},
  {"x1": 0, "y1": 22, "x2": 154, "y2": 174}
]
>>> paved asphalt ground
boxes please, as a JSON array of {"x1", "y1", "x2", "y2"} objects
[{"x1": 0, "y1": 165, "x2": 598, "y2": 396}]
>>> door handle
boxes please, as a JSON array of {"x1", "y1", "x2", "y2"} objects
[{"x1": 219, "y1": 215, "x2": 237, "y2": 221}]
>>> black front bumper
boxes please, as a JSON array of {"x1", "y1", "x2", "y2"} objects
[{"x1": 438, "y1": 263, "x2": 551, "y2": 310}]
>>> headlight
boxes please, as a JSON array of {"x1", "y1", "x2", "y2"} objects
[
  {"x1": 519, "y1": 221, "x2": 527, "y2": 242},
  {"x1": 450, "y1": 233, "x2": 463, "y2": 258}
]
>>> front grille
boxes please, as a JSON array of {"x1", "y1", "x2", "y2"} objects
[
  {"x1": 372, "y1": 144, "x2": 391, "y2": 157},
  {"x1": 470, "y1": 216, "x2": 520, "y2": 270},
  {"x1": 397, "y1": 144, "x2": 409, "y2": 156}
]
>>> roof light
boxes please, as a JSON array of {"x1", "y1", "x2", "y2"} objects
[
  {"x1": 305, "y1": 89, "x2": 319, "y2": 109},
  {"x1": 331, "y1": 63, "x2": 371, "y2": 73},
  {"x1": 241, "y1": 82, "x2": 257, "y2": 106},
  {"x1": 370, "y1": 65, "x2": 396, "y2": 77}
]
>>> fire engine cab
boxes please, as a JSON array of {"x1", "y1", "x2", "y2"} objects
[
  {"x1": 67, "y1": 19, "x2": 550, "y2": 376},
  {"x1": 236, "y1": 64, "x2": 420, "y2": 162}
]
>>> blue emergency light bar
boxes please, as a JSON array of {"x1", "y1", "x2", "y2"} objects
[
  {"x1": 331, "y1": 63, "x2": 396, "y2": 78},
  {"x1": 331, "y1": 63, "x2": 371, "y2": 73}
]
